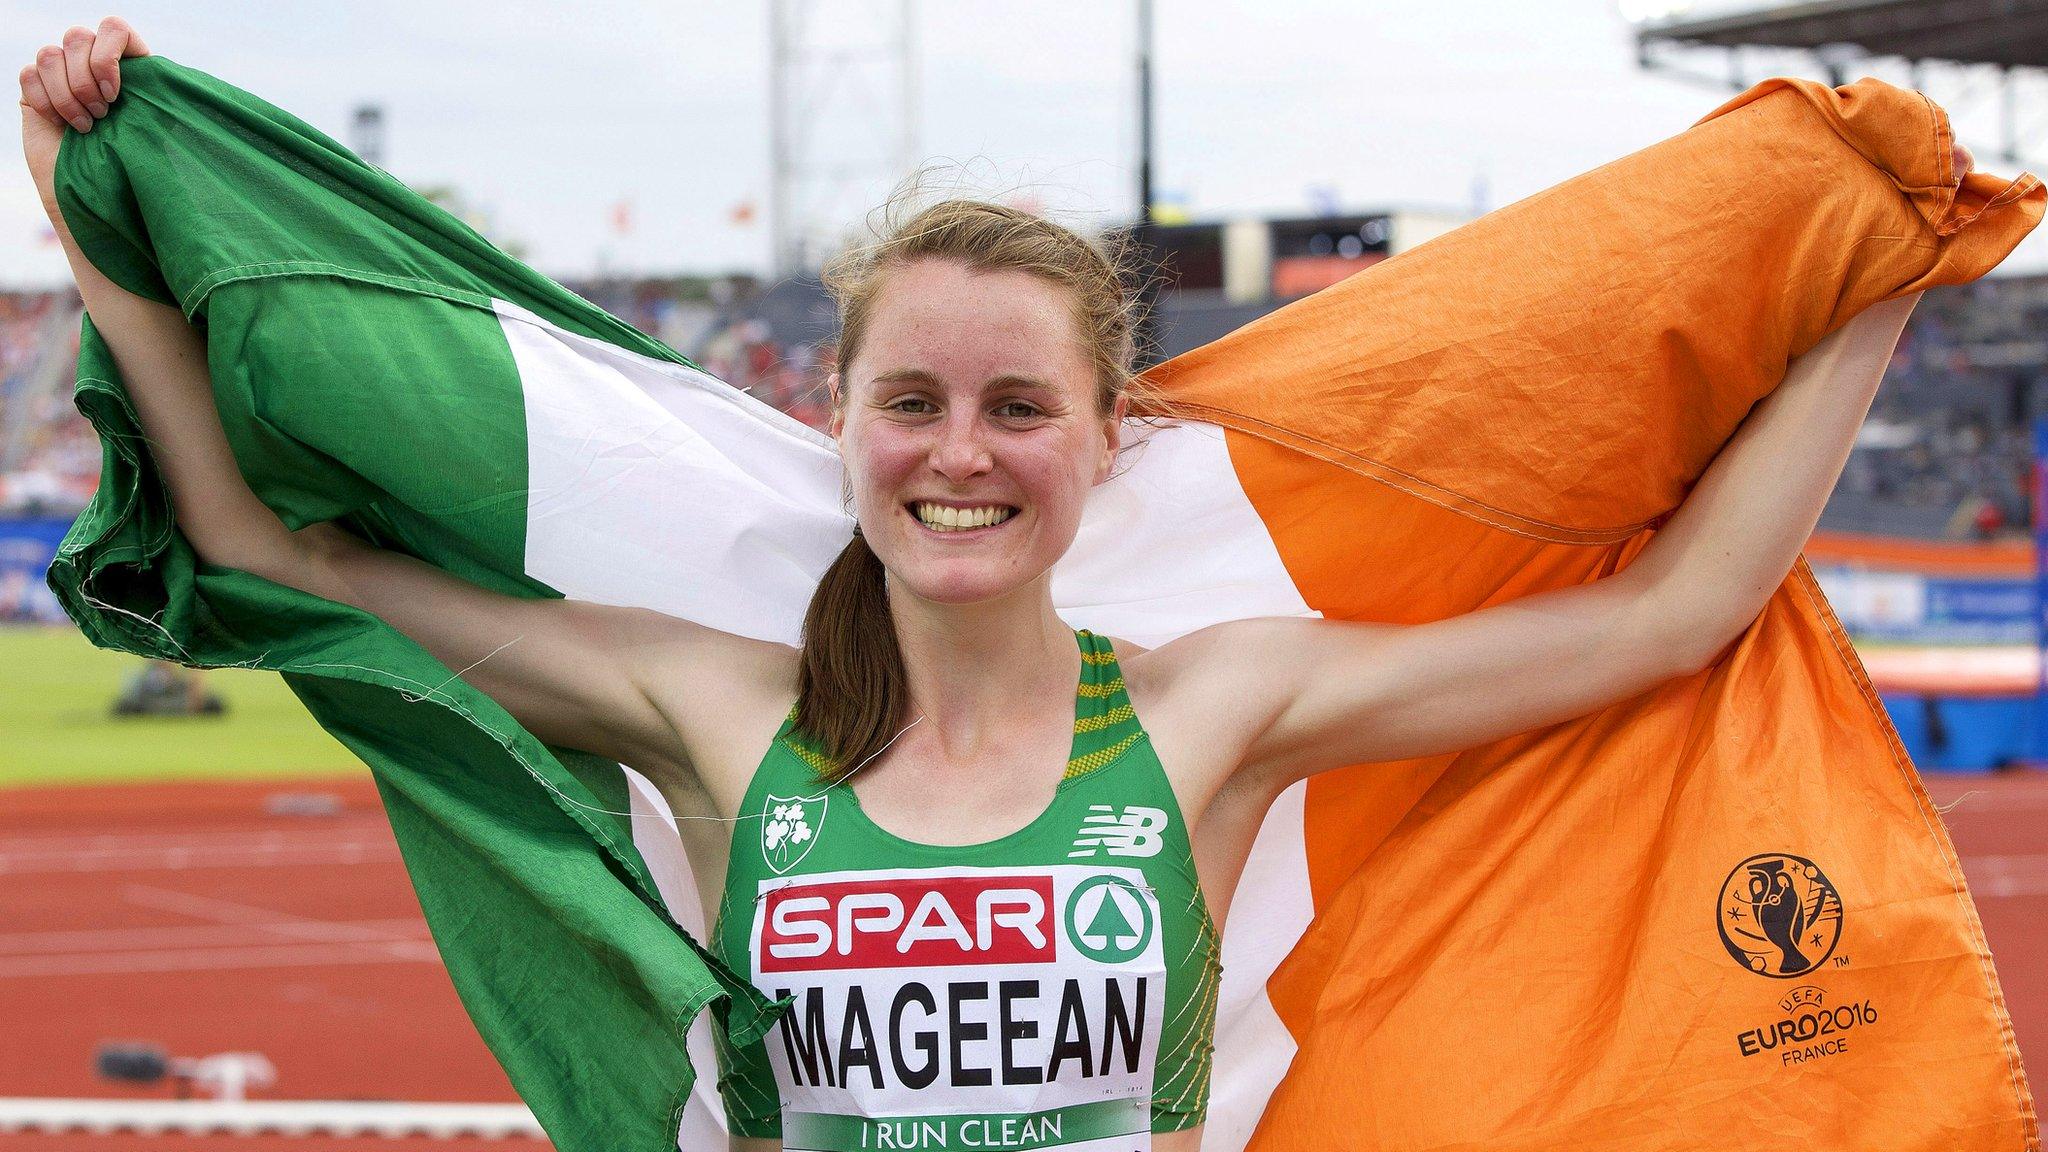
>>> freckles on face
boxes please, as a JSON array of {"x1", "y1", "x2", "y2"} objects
[{"x1": 837, "y1": 259, "x2": 1110, "y2": 602}]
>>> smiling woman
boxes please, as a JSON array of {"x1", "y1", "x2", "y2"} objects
[{"x1": 722, "y1": 200, "x2": 1228, "y2": 1147}]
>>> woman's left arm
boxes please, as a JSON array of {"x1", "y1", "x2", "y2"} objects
[{"x1": 1192, "y1": 291, "x2": 1922, "y2": 788}]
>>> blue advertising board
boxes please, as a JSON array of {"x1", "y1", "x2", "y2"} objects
[
  {"x1": 1810, "y1": 566, "x2": 2035, "y2": 645},
  {"x1": 0, "y1": 517, "x2": 72, "y2": 624}
]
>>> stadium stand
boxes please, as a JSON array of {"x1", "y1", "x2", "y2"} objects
[
  {"x1": 1827, "y1": 276, "x2": 2048, "y2": 539},
  {"x1": 648, "y1": 269, "x2": 2048, "y2": 545},
  {"x1": 4, "y1": 270, "x2": 2045, "y2": 536},
  {"x1": 0, "y1": 290, "x2": 89, "y2": 517}
]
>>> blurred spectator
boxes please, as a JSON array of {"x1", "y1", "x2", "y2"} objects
[{"x1": 1974, "y1": 498, "x2": 2006, "y2": 539}]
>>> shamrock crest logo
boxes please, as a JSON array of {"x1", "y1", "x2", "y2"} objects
[{"x1": 760, "y1": 793, "x2": 827, "y2": 875}]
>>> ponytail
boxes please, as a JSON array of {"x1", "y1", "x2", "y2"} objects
[{"x1": 795, "y1": 527, "x2": 908, "y2": 782}]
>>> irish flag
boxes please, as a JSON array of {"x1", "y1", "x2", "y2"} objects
[{"x1": 49, "y1": 57, "x2": 2043, "y2": 1150}]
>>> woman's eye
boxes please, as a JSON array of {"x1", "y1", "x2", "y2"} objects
[
  {"x1": 997, "y1": 402, "x2": 1041, "y2": 419},
  {"x1": 891, "y1": 397, "x2": 935, "y2": 414}
]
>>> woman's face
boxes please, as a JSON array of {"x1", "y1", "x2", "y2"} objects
[{"x1": 831, "y1": 258, "x2": 1123, "y2": 607}]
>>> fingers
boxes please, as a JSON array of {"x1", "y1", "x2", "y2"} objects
[
  {"x1": 89, "y1": 21, "x2": 124, "y2": 103},
  {"x1": 62, "y1": 26, "x2": 105, "y2": 120},
  {"x1": 105, "y1": 16, "x2": 150, "y2": 59},
  {"x1": 34, "y1": 43, "x2": 88, "y2": 132},
  {"x1": 19, "y1": 65, "x2": 60, "y2": 128},
  {"x1": 92, "y1": 16, "x2": 150, "y2": 104},
  {"x1": 20, "y1": 17, "x2": 145, "y2": 135},
  {"x1": 1952, "y1": 142, "x2": 1976, "y2": 184}
]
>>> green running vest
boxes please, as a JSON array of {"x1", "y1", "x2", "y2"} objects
[{"x1": 712, "y1": 629, "x2": 1222, "y2": 1149}]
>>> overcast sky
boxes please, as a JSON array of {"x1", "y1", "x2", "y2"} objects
[{"x1": 3, "y1": 1, "x2": 2042, "y2": 288}]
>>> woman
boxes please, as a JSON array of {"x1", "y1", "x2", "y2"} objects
[{"x1": 20, "y1": 18, "x2": 1970, "y2": 1149}]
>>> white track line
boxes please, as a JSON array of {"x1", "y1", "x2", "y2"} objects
[
  {"x1": 0, "y1": 824, "x2": 383, "y2": 848},
  {"x1": 1961, "y1": 853, "x2": 2048, "y2": 899},
  {"x1": 120, "y1": 884, "x2": 436, "y2": 961},
  {"x1": 0, "y1": 1098, "x2": 543, "y2": 1137},
  {"x1": 0, "y1": 828, "x2": 400, "y2": 874},
  {"x1": 0, "y1": 886, "x2": 441, "y2": 979},
  {"x1": 0, "y1": 942, "x2": 442, "y2": 979},
  {"x1": 0, "y1": 918, "x2": 428, "y2": 956}
]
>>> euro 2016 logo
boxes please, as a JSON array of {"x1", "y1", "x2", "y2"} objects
[{"x1": 1717, "y1": 853, "x2": 1843, "y2": 978}]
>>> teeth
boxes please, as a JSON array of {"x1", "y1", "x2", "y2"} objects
[{"x1": 914, "y1": 502, "x2": 1015, "y2": 532}]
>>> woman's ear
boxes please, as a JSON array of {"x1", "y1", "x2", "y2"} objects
[
  {"x1": 827, "y1": 372, "x2": 845, "y2": 439},
  {"x1": 1096, "y1": 393, "x2": 1128, "y2": 483}
]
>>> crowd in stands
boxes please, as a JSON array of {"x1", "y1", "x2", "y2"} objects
[
  {"x1": 4, "y1": 274, "x2": 2046, "y2": 537},
  {"x1": 568, "y1": 274, "x2": 836, "y2": 431},
  {"x1": 692, "y1": 321, "x2": 835, "y2": 431},
  {"x1": 1830, "y1": 277, "x2": 2048, "y2": 539},
  {"x1": 0, "y1": 290, "x2": 92, "y2": 517}
]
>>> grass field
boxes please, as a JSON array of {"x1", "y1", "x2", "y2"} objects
[{"x1": 2, "y1": 625, "x2": 363, "y2": 789}]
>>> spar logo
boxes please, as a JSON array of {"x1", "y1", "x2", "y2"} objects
[
  {"x1": 1063, "y1": 875, "x2": 1154, "y2": 964},
  {"x1": 1717, "y1": 853, "x2": 1844, "y2": 978},
  {"x1": 761, "y1": 793, "x2": 827, "y2": 875},
  {"x1": 758, "y1": 875, "x2": 1055, "y2": 972}
]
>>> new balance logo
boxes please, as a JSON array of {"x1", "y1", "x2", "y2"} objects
[{"x1": 1068, "y1": 804, "x2": 1169, "y2": 858}]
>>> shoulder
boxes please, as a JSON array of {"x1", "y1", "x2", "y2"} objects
[
  {"x1": 1113, "y1": 616, "x2": 1323, "y2": 700},
  {"x1": 1106, "y1": 618, "x2": 1327, "y2": 800}
]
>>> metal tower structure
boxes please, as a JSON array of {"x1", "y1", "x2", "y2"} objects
[
  {"x1": 350, "y1": 104, "x2": 386, "y2": 169},
  {"x1": 768, "y1": 0, "x2": 920, "y2": 276}
]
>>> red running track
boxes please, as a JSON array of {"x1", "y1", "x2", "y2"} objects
[
  {"x1": 0, "y1": 771, "x2": 2040, "y2": 1148},
  {"x1": 1924, "y1": 769, "x2": 2048, "y2": 1100},
  {"x1": 0, "y1": 776, "x2": 546, "y2": 1150}
]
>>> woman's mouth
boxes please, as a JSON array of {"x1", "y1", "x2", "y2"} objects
[{"x1": 907, "y1": 501, "x2": 1018, "y2": 534}]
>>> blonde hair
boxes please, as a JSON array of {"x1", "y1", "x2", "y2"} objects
[{"x1": 796, "y1": 195, "x2": 1168, "y2": 780}]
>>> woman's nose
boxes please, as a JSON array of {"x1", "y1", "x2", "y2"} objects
[{"x1": 929, "y1": 416, "x2": 992, "y2": 479}]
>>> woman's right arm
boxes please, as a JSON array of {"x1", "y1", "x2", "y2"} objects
[{"x1": 19, "y1": 22, "x2": 784, "y2": 793}]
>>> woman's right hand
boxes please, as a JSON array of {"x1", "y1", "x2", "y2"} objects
[{"x1": 17, "y1": 17, "x2": 148, "y2": 204}]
